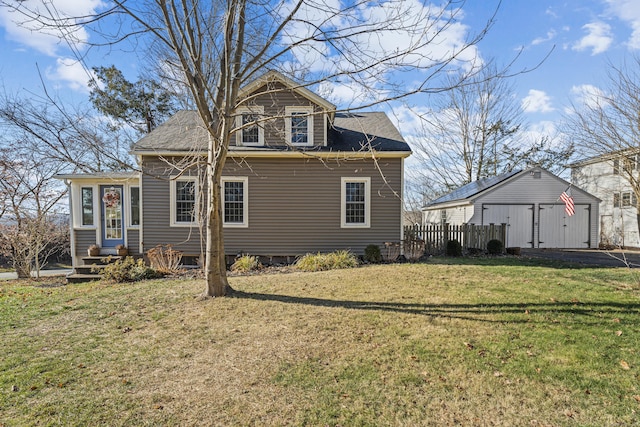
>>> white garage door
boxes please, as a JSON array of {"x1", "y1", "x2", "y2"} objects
[
  {"x1": 538, "y1": 204, "x2": 590, "y2": 248},
  {"x1": 482, "y1": 204, "x2": 534, "y2": 248}
]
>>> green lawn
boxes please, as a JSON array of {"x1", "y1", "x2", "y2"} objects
[{"x1": 1, "y1": 258, "x2": 639, "y2": 426}]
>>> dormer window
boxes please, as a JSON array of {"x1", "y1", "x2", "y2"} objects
[
  {"x1": 235, "y1": 106, "x2": 264, "y2": 146},
  {"x1": 286, "y1": 106, "x2": 313, "y2": 146}
]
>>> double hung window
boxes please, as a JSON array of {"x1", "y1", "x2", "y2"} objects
[
  {"x1": 171, "y1": 177, "x2": 198, "y2": 226},
  {"x1": 222, "y1": 177, "x2": 248, "y2": 227},
  {"x1": 341, "y1": 177, "x2": 370, "y2": 228},
  {"x1": 614, "y1": 191, "x2": 637, "y2": 208},
  {"x1": 235, "y1": 106, "x2": 264, "y2": 146},
  {"x1": 285, "y1": 106, "x2": 313, "y2": 146}
]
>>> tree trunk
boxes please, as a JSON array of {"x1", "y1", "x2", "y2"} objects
[
  {"x1": 204, "y1": 134, "x2": 232, "y2": 297},
  {"x1": 204, "y1": 178, "x2": 230, "y2": 297},
  {"x1": 14, "y1": 254, "x2": 31, "y2": 279},
  {"x1": 636, "y1": 209, "x2": 640, "y2": 246}
]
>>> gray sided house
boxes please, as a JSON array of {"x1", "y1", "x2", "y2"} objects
[
  {"x1": 422, "y1": 168, "x2": 600, "y2": 249},
  {"x1": 60, "y1": 71, "x2": 411, "y2": 268}
]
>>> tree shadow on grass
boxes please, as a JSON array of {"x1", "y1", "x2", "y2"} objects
[
  {"x1": 423, "y1": 250, "x2": 640, "y2": 269},
  {"x1": 230, "y1": 290, "x2": 640, "y2": 324},
  {"x1": 421, "y1": 255, "x2": 612, "y2": 270}
]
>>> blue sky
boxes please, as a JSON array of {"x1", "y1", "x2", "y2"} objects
[{"x1": 0, "y1": 0, "x2": 638, "y2": 148}]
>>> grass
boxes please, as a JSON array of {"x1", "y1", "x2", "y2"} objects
[{"x1": 1, "y1": 257, "x2": 639, "y2": 426}]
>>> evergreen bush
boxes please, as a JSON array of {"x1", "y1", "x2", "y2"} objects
[
  {"x1": 446, "y1": 239, "x2": 462, "y2": 257},
  {"x1": 487, "y1": 239, "x2": 504, "y2": 255},
  {"x1": 100, "y1": 257, "x2": 162, "y2": 283},
  {"x1": 364, "y1": 244, "x2": 382, "y2": 263}
]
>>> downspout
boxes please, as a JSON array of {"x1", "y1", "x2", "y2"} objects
[
  {"x1": 138, "y1": 171, "x2": 143, "y2": 257},
  {"x1": 400, "y1": 157, "x2": 405, "y2": 255}
]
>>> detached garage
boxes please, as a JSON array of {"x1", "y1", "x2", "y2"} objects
[{"x1": 422, "y1": 167, "x2": 601, "y2": 249}]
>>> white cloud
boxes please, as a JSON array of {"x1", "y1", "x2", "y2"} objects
[
  {"x1": 532, "y1": 30, "x2": 557, "y2": 46},
  {"x1": 572, "y1": 21, "x2": 613, "y2": 55},
  {"x1": 46, "y1": 57, "x2": 94, "y2": 92},
  {"x1": 0, "y1": 0, "x2": 104, "y2": 56},
  {"x1": 604, "y1": 0, "x2": 640, "y2": 49},
  {"x1": 281, "y1": 0, "x2": 481, "y2": 95},
  {"x1": 522, "y1": 89, "x2": 554, "y2": 113},
  {"x1": 545, "y1": 7, "x2": 558, "y2": 19},
  {"x1": 569, "y1": 84, "x2": 607, "y2": 109}
]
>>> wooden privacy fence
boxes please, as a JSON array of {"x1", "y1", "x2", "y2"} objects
[{"x1": 403, "y1": 223, "x2": 507, "y2": 255}]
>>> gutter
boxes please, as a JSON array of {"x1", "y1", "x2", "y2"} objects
[{"x1": 130, "y1": 149, "x2": 412, "y2": 159}]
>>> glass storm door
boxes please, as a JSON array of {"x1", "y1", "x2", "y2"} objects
[{"x1": 100, "y1": 185, "x2": 125, "y2": 248}]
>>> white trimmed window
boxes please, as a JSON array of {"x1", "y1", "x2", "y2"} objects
[
  {"x1": 170, "y1": 176, "x2": 198, "y2": 226},
  {"x1": 81, "y1": 186, "x2": 95, "y2": 227},
  {"x1": 235, "y1": 106, "x2": 264, "y2": 146},
  {"x1": 341, "y1": 177, "x2": 370, "y2": 228},
  {"x1": 614, "y1": 191, "x2": 637, "y2": 208},
  {"x1": 129, "y1": 186, "x2": 140, "y2": 227},
  {"x1": 285, "y1": 106, "x2": 313, "y2": 146},
  {"x1": 222, "y1": 177, "x2": 248, "y2": 227}
]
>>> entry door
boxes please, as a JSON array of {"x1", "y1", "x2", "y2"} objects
[{"x1": 100, "y1": 185, "x2": 125, "y2": 248}]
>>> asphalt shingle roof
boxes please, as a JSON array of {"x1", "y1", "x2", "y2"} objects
[{"x1": 132, "y1": 110, "x2": 410, "y2": 154}]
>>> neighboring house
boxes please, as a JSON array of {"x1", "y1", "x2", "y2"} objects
[
  {"x1": 422, "y1": 167, "x2": 600, "y2": 248},
  {"x1": 570, "y1": 152, "x2": 640, "y2": 247},
  {"x1": 58, "y1": 71, "x2": 412, "y2": 268}
]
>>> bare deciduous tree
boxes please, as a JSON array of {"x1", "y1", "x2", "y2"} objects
[
  {"x1": 3, "y1": 0, "x2": 504, "y2": 297},
  {"x1": 564, "y1": 56, "x2": 640, "y2": 238},
  {"x1": 408, "y1": 62, "x2": 572, "y2": 203},
  {"x1": 0, "y1": 93, "x2": 135, "y2": 173},
  {"x1": 0, "y1": 147, "x2": 69, "y2": 278}
]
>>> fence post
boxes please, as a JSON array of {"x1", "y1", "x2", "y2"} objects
[
  {"x1": 487, "y1": 224, "x2": 496, "y2": 243},
  {"x1": 444, "y1": 222, "x2": 450, "y2": 246},
  {"x1": 500, "y1": 223, "x2": 507, "y2": 250}
]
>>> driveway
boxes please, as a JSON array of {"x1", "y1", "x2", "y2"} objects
[
  {"x1": 521, "y1": 248, "x2": 640, "y2": 268},
  {"x1": 0, "y1": 269, "x2": 72, "y2": 280}
]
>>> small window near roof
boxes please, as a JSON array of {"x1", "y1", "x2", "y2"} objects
[
  {"x1": 285, "y1": 106, "x2": 313, "y2": 146},
  {"x1": 235, "y1": 106, "x2": 264, "y2": 146},
  {"x1": 532, "y1": 171, "x2": 541, "y2": 179}
]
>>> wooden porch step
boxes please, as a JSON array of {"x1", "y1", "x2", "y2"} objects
[
  {"x1": 66, "y1": 273, "x2": 103, "y2": 284},
  {"x1": 74, "y1": 265, "x2": 106, "y2": 275},
  {"x1": 81, "y1": 255, "x2": 124, "y2": 265},
  {"x1": 66, "y1": 255, "x2": 125, "y2": 284}
]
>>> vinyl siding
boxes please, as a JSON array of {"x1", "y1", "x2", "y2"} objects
[
  {"x1": 141, "y1": 156, "x2": 403, "y2": 256},
  {"x1": 75, "y1": 229, "x2": 97, "y2": 259},
  {"x1": 127, "y1": 229, "x2": 140, "y2": 255},
  {"x1": 232, "y1": 82, "x2": 326, "y2": 148},
  {"x1": 573, "y1": 160, "x2": 637, "y2": 246},
  {"x1": 467, "y1": 170, "x2": 599, "y2": 248}
]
